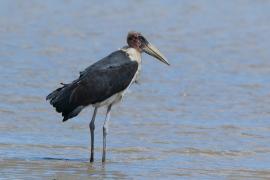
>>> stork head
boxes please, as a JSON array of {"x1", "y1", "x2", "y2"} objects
[{"x1": 127, "y1": 31, "x2": 170, "y2": 65}]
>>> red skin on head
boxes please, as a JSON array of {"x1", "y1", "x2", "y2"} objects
[{"x1": 127, "y1": 32, "x2": 144, "y2": 51}]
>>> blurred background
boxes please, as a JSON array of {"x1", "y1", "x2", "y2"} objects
[{"x1": 1, "y1": 0, "x2": 270, "y2": 179}]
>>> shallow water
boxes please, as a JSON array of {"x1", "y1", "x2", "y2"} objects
[{"x1": 1, "y1": 0, "x2": 270, "y2": 179}]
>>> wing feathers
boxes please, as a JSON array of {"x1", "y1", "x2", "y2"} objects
[{"x1": 46, "y1": 50, "x2": 138, "y2": 121}]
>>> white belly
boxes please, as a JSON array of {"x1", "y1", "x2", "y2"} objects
[{"x1": 93, "y1": 90, "x2": 125, "y2": 107}]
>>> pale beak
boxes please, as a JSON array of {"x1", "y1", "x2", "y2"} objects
[{"x1": 143, "y1": 42, "x2": 170, "y2": 66}]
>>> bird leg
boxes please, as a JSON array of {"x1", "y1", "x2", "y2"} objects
[
  {"x1": 89, "y1": 107, "x2": 98, "y2": 162},
  {"x1": 102, "y1": 104, "x2": 112, "y2": 163}
]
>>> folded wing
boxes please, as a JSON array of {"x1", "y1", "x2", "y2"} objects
[{"x1": 46, "y1": 50, "x2": 138, "y2": 121}]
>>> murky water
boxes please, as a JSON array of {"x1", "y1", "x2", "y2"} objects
[{"x1": 1, "y1": 0, "x2": 270, "y2": 179}]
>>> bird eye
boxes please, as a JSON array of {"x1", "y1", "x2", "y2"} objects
[{"x1": 139, "y1": 36, "x2": 147, "y2": 44}]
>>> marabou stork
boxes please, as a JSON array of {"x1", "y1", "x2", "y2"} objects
[{"x1": 46, "y1": 31, "x2": 169, "y2": 162}]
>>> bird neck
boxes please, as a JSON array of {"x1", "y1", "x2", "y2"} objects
[{"x1": 121, "y1": 46, "x2": 142, "y2": 64}]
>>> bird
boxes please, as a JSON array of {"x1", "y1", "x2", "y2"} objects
[{"x1": 46, "y1": 31, "x2": 169, "y2": 163}]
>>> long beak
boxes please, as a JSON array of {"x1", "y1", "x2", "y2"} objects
[{"x1": 143, "y1": 42, "x2": 170, "y2": 65}]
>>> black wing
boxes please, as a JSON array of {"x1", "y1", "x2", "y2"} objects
[{"x1": 46, "y1": 50, "x2": 138, "y2": 121}]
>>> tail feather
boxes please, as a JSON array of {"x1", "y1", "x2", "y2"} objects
[
  {"x1": 46, "y1": 83, "x2": 84, "y2": 121},
  {"x1": 46, "y1": 87, "x2": 62, "y2": 101},
  {"x1": 62, "y1": 106, "x2": 84, "y2": 122}
]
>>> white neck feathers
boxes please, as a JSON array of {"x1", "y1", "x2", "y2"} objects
[{"x1": 121, "y1": 47, "x2": 142, "y2": 64}]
